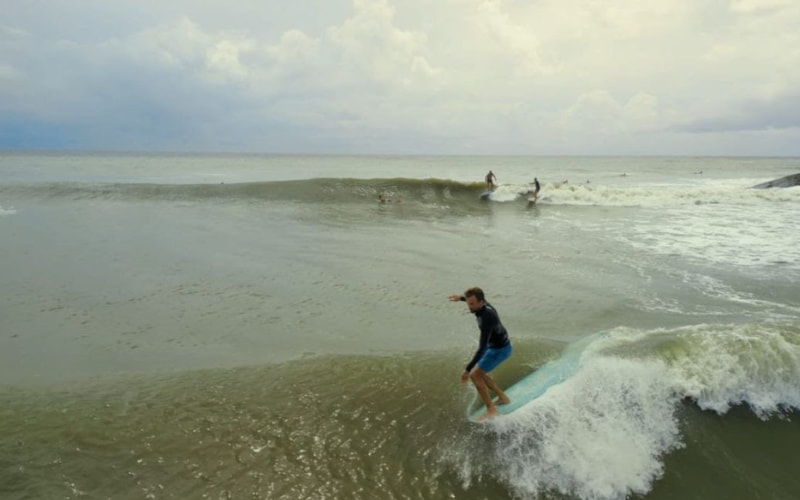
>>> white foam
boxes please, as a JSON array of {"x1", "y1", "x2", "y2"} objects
[
  {"x1": 486, "y1": 338, "x2": 680, "y2": 499},
  {"x1": 493, "y1": 180, "x2": 800, "y2": 273},
  {"x1": 482, "y1": 184, "x2": 523, "y2": 202},
  {"x1": 618, "y1": 201, "x2": 800, "y2": 271},
  {"x1": 668, "y1": 324, "x2": 800, "y2": 417},
  {"x1": 457, "y1": 326, "x2": 800, "y2": 499},
  {"x1": 494, "y1": 180, "x2": 800, "y2": 209},
  {"x1": 0, "y1": 205, "x2": 17, "y2": 217}
]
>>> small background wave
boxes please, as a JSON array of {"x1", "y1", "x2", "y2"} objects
[
  {"x1": 3, "y1": 176, "x2": 798, "y2": 209},
  {"x1": 0, "y1": 178, "x2": 487, "y2": 204}
]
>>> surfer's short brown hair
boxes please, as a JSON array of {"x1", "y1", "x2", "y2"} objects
[{"x1": 464, "y1": 287, "x2": 485, "y2": 302}]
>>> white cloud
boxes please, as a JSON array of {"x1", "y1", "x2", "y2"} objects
[
  {"x1": 268, "y1": 30, "x2": 318, "y2": 63},
  {"x1": 1, "y1": 0, "x2": 799, "y2": 154},
  {"x1": 0, "y1": 63, "x2": 23, "y2": 81},
  {"x1": 556, "y1": 91, "x2": 664, "y2": 134},
  {"x1": 326, "y1": 0, "x2": 440, "y2": 87},
  {"x1": 471, "y1": 0, "x2": 557, "y2": 76},
  {"x1": 730, "y1": 0, "x2": 794, "y2": 14}
]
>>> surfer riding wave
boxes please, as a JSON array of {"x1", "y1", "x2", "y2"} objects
[{"x1": 449, "y1": 287, "x2": 512, "y2": 421}]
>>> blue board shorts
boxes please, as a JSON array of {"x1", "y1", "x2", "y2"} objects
[{"x1": 477, "y1": 343, "x2": 512, "y2": 372}]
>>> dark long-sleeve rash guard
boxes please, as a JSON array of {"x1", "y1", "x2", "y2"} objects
[{"x1": 463, "y1": 300, "x2": 510, "y2": 372}]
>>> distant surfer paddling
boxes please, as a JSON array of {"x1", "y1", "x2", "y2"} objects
[
  {"x1": 448, "y1": 287, "x2": 512, "y2": 421},
  {"x1": 378, "y1": 193, "x2": 401, "y2": 204},
  {"x1": 485, "y1": 170, "x2": 497, "y2": 191}
]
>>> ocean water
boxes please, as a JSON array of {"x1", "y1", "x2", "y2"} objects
[{"x1": 1, "y1": 152, "x2": 799, "y2": 499}]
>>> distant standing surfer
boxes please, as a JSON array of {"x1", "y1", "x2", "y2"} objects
[
  {"x1": 527, "y1": 177, "x2": 541, "y2": 206},
  {"x1": 448, "y1": 287, "x2": 512, "y2": 421},
  {"x1": 485, "y1": 170, "x2": 497, "y2": 191}
]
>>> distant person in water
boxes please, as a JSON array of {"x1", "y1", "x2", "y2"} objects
[
  {"x1": 449, "y1": 287, "x2": 512, "y2": 421},
  {"x1": 485, "y1": 170, "x2": 497, "y2": 191},
  {"x1": 378, "y1": 193, "x2": 401, "y2": 204}
]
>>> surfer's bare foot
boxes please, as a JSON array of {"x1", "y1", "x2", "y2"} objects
[
  {"x1": 477, "y1": 407, "x2": 499, "y2": 422},
  {"x1": 495, "y1": 396, "x2": 510, "y2": 406}
]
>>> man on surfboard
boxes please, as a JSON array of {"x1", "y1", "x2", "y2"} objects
[
  {"x1": 485, "y1": 170, "x2": 497, "y2": 191},
  {"x1": 528, "y1": 177, "x2": 541, "y2": 206},
  {"x1": 448, "y1": 287, "x2": 512, "y2": 421}
]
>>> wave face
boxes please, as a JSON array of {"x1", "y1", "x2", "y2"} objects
[
  {"x1": 0, "y1": 177, "x2": 483, "y2": 202},
  {"x1": 4, "y1": 174, "x2": 799, "y2": 209},
  {"x1": 3, "y1": 325, "x2": 800, "y2": 500}
]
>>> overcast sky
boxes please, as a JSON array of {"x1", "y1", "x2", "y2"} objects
[{"x1": 2, "y1": 0, "x2": 799, "y2": 155}]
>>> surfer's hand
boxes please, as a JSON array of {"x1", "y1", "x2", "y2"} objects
[
  {"x1": 460, "y1": 371, "x2": 470, "y2": 385},
  {"x1": 448, "y1": 294, "x2": 461, "y2": 302}
]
